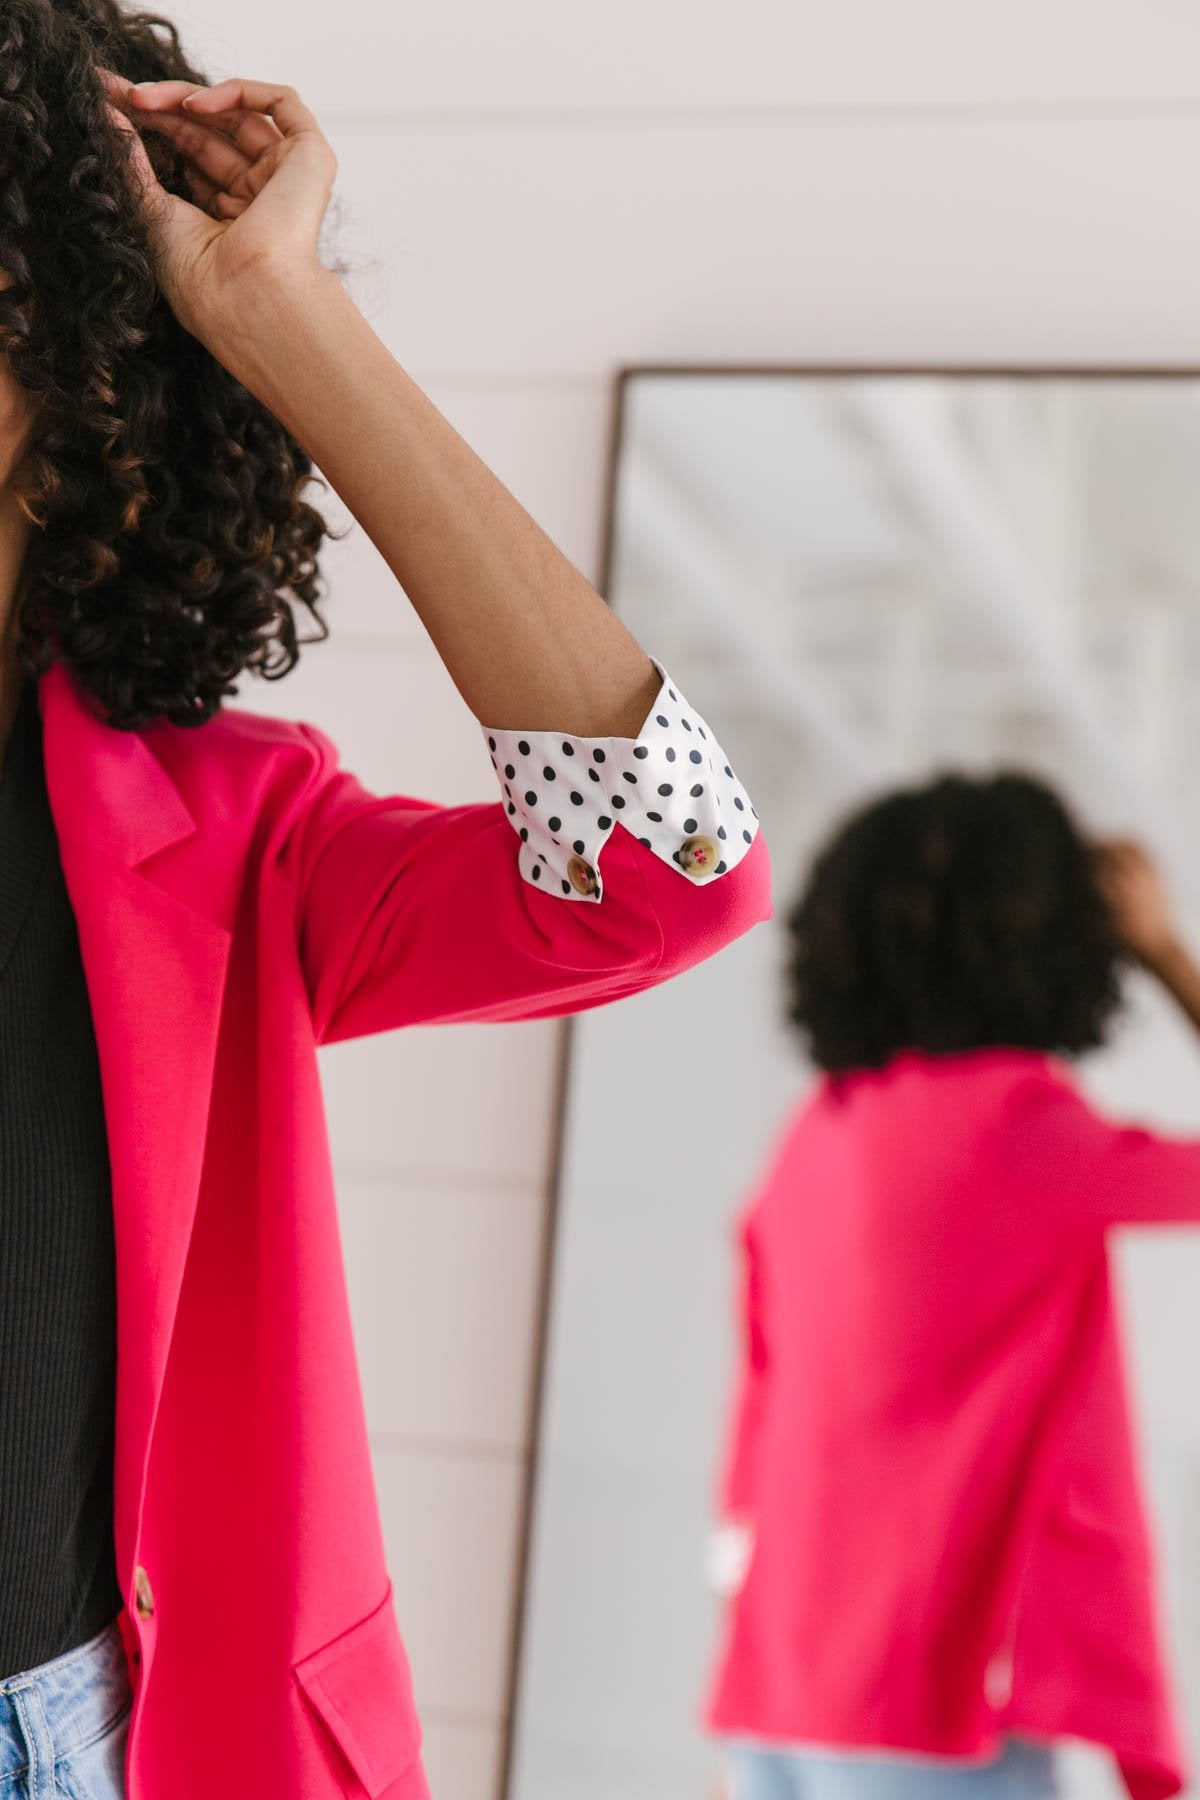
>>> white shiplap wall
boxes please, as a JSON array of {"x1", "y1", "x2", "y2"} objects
[{"x1": 166, "y1": 5, "x2": 1200, "y2": 1794}]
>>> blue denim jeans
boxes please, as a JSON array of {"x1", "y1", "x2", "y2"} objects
[
  {"x1": 725, "y1": 1739, "x2": 1060, "y2": 1800},
  {"x1": 0, "y1": 1619, "x2": 132, "y2": 1799}
]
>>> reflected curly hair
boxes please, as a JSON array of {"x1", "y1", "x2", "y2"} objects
[
  {"x1": 0, "y1": 0, "x2": 338, "y2": 727},
  {"x1": 787, "y1": 772, "x2": 1127, "y2": 1072}
]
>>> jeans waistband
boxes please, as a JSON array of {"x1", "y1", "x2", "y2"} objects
[{"x1": 0, "y1": 1618, "x2": 130, "y2": 1775}]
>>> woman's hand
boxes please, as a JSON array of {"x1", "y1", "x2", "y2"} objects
[
  {"x1": 1097, "y1": 839, "x2": 1200, "y2": 1036},
  {"x1": 705, "y1": 1519, "x2": 755, "y2": 1599},
  {"x1": 1095, "y1": 839, "x2": 1179, "y2": 970},
  {"x1": 98, "y1": 71, "x2": 337, "y2": 347}
]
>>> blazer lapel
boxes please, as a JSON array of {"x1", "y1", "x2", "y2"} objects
[{"x1": 38, "y1": 663, "x2": 233, "y2": 1571}]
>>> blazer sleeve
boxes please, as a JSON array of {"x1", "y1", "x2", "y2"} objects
[
  {"x1": 999, "y1": 1067, "x2": 1200, "y2": 1229},
  {"x1": 717, "y1": 1206, "x2": 770, "y2": 1521},
  {"x1": 283, "y1": 722, "x2": 772, "y2": 1045}
]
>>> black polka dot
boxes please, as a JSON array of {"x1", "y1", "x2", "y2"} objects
[
  {"x1": 668, "y1": 688, "x2": 678, "y2": 701},
  {"x1": 562, "y1": 880, "x2": 571, "y2": 894},
  {"x1": 518, "y1": 740, "x2": 530, "y2": 756},
  {"x1": 490, "y1": 754, "x2": 497, "y2": 768},
  {"x1": 734, "y1": 797, "x2": 745, "y2": 811},
  {"x1": 531, "y1": 863, "x2": 541, "y2": 881},
  {"x1": 525, "y1": 791, "x2": 538, "y2": 806},
  {"x1": 655, "y1": 714, "x2": 669, "y2": 727},
  {"x1": 562, "y1": 741, "x2": 575, "y2": 756},
  {"x1": 751, "y1": 807, "x2": 758, "y2": 819},
  {"x1": 571, "y1": 791, "x2": 584, "y2": 805},
  {"x1": 588, "y1": 768, "x2": 601, "y2": 783},
  {"x1": 690, "y1": 784, "x2": 704, "y2": 798},
  {"x1": 717, "y1": 826, "x2": 727, "y2": 840},
  {"x1": 519, "y1": 827, "x2": 529, "y2": 842},
  {"x1": 658, "y1": 783, "x2": 673, "y2": 797},
  {"x1": 684, "y1": 818, "x2": 698, "y2": 833},
  {"x1": 716, "y1": 859, "x2": 727, "y2": 874},
  {"x1": 623, "y1": 770, "x2": 638, "y2": 783},
  {"x1": 507, "y1": 803, "x2": 516, "y2": 815},
  {"x1": 665, "y1": 748, "x2": 676, "y2": 763},
  {"x1": 504, "y1": 785, "x2": 511, "y2": 798},
  {"x1": 639, "y1": 837, "x2": 652, "y2": 848},
  {"x1": 573, "y1": 840, "x2": 586, "y2": 854},
  {"x1": 633, "y1": 746, "x2": 649, "y2": 760},
  {"x1": 598, "y1": 815, "x2": 612, "y2": 830},
  {"x1": 724, "y1": 764, "x2": 733, "y2": 778},
  {"x1": 742, "y1": 829, "x2": 752, "y2": 843},
  {"x1": 488, "y1": 736, "x2": 497, "y2": 751},
  {"x1": 593, "y1": 748, "x2": 606, "y2": 763},
  {"x1": 504, "y1": 764, "x2": 515, "y2": 779},
  {"x1": 699, "y1": 726, "x2": 707, "y2": 740},
  {"x1": 647, "y1": 811, "x2": 663, "y2": 823},
  {"x1": 548, "y1": 816, "x2": 561, "y2": 832},
  {"x1": 681, "y1": 718, "x2": 692, "y2": 731},
  {"x1": 611, "y1": 795, "x2": 625, "y2": 809},
  {"x1": 543, "y1": 766, "x2": 556, "y2": 781},
  {"x1": 689, "y1": 750, "x2": 703, "y2": 764}
]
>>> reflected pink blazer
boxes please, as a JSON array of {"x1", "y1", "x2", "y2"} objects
[
  {"x1": 706, "y1": 1049, "x2": 1200, "y2": 1800},
  {"x1": 36, "y1": 660, "x2": 772, "y2": 1800}
]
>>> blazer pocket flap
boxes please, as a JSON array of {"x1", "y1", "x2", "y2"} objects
[{"x1": 294, "y1": 1583, "x2": 422, "y2": 1796}]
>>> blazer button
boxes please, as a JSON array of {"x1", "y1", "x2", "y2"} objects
[
  {"x1": 566, "y1": 855, "x2": 598, "y2": 897},
  {"x1": 134, "y1": 1565, "x2": 155, "y2": 1621},
  {"x1": 678, "y1": 835, "x2": 719, "y2": 877}
]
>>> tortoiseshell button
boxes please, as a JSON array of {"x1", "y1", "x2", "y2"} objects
[
  {"x1": 678, "y1": 835, "x2": 719, "y2": 878},
  {"x1": 566, "y1": 855, "x2": 598, "y2": 897},
  {"x1": 134, "y1": 1564, "x2": 155, "y2": 1620}
]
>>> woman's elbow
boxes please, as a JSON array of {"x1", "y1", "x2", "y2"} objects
[{"x1": 637, "y1": 831, "x2": 773, "y2": 982}]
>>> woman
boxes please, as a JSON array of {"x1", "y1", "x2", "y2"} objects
[
  {"x1": 0, "y1": 4, "x2": 771, "y2": 1797},
  {"x1": 705, "y1": 773, "x2": 1200, "y2": 1800}
]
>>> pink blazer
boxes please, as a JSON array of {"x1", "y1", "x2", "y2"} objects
[
  {"x1": 705, "y1": 1048, "x2": 1200, "y2": 1800},
  {"x1": 35, "y1": 660, "x2": 771, "y2": 1800}
]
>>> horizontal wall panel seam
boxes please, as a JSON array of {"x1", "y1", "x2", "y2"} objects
[
  {"x1": 319, "y1": 98, "x2": 1200, "y2": 130},
  {"x1": 334, "y1": 1160, "x2": 548, "y2": 1196},
  {"x1": 419, "y1": 1704, "x2": 503, "y2": 1728},
  {"x1": 371, "y1": 1434, "x2": 530, "y2": 1466}
]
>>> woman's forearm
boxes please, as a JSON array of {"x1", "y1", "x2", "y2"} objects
[
  {"x1": 209, "y1": 264, "x2": 659, "y2": 736},
  {"x1": 1144, "y1": 936, "x2": 1200, "y2": 1036}
]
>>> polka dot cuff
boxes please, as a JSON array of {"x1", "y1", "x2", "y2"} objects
[{"x1": 483, "y1": 666, "x2": 759, "y2": 903}]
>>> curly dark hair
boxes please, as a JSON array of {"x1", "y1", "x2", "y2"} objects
[
  {"x1": 0, "y1": 0, "x2": 339, "y2": 728},
  {"x1": 787, "y1": 771, "x2": 1127, "y2": 1072}
]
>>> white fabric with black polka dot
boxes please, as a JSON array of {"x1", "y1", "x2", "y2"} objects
[{"x1": 483, "y1": 663, "x2": 759, "y2": 902}]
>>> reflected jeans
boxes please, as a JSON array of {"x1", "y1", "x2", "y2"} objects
[
  {"x1": 725, "y1": 1739, "x2": 1060, "y2": 1800},
  {"x1": 0, "y1": 1618, "x2": 132, "y2": 1799}
]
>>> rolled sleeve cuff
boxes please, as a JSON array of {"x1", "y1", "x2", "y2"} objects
[{"x1": 483, "y1": 664, "x2": 760, "y2": 902}]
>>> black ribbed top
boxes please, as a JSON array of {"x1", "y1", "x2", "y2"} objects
[{"x1": 0, "y1": 677, "x2": 122, "y2": 1672}]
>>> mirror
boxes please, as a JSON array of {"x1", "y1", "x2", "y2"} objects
[{"x1": 507, "y1": 373, "x2": 1200, "y2": 1800}]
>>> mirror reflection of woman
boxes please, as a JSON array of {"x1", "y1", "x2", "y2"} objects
[{"x1": 705, "y1": 774, "x2": 1200, "y2": 1800}]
